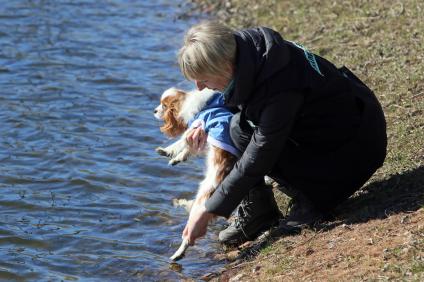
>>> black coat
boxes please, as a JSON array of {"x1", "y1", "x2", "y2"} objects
[{"x1": 205, "y1": 27, "x2": 387, "y2": 217}]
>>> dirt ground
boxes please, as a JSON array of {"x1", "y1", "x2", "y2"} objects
[{"x1": 215, "y1": 208, "x2": 423, "y2": 281}]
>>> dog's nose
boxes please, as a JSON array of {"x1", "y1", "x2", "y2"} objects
[{"x1": 154, "y1": 109, "x2": 157, "y2": 114}]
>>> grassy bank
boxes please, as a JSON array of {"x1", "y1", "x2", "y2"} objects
[{"x1": 188, "y1": 0, "x2": 424, "y2": 281}]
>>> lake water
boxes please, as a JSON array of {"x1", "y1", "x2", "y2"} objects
[{"x1": 0, "y1": 1, "x2": 226, "y2": 280}]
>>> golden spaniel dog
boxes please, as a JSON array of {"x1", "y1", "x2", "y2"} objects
[{"x1": 154, "y1": 87, "x2": 239, "y2": 260}]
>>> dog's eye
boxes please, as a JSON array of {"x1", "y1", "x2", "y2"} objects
[{"x1": 162, "y1": 105, "x2": 167, "y2": 110}]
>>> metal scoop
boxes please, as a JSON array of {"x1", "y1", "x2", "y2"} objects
[{"x1": 169, "y1": 238, "x2": 189, "y2": 261}]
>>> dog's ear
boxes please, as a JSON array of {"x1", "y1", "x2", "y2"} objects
[
  {"x1": 161, "y1": 108, "x2": 181, "y2": 138},
  {"x1": 159, "y1": 89, "x2": 188, "y2": 137}
]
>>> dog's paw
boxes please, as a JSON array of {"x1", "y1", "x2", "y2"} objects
[
  {"x1": 168, "y1": 151, "x2": 190, "y2": 166},
  {"x1": 168, "y1": 158, "x2": 181, "y2": 166},
  {"x1": 156, "y1": 147, "x2": 170, "y2": 157}
]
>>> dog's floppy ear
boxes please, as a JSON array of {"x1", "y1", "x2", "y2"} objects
[
  {"x1": 161, "y1": 108, "x2": 183, "y2": 138},
  {"x1": 160, "y1": 90, "x2": 187, "y2": 137}
]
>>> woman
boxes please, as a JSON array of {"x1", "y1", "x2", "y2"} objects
[{"x1": 178, "y1": 21, "x2": 387, "y2": 245}]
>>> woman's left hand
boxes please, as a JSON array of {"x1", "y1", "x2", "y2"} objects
[
  {"x1": 186, "y1": 126, "x2": 207, "y2": 152},
  {"x1": 183, "y1": 204, "x2": 214, "y2": 245}
]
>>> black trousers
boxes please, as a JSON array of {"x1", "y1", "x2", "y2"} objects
[{"x1": 229, "y1": 91, "x2": 387, "y2": 212}]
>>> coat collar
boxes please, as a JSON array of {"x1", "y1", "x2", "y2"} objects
[{"x1": 224, "y1": 27, "x2": 291, "y2": 107}]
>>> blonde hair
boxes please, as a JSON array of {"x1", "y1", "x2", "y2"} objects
[{"x1": 178, "y1": 21, "x2": 236, "y2": 81}]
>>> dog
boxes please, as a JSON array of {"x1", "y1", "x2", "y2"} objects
[{"x1": 153, "y1": 87, "x2": 239, "y2": 260}]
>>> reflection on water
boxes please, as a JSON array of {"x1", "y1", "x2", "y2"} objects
[{"x1": 0, "y1": 1, "x2": 225, "y2": 280}]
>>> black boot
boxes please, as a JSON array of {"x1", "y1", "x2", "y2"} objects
[
  {"x1": 279, "y1": 197, "x2": 324, "y2": 231},
  {"x1": 276, "y1": 181, "x2": 324, "y2": 232},
  {"x1": 218, "y1": 184, "x2": 281, "y2": 245}
]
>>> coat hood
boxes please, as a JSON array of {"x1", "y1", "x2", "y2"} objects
[{"x1": 224, "y1": 27, "x2": 291, "y2": 107}]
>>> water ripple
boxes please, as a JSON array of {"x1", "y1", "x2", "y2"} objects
[{"x1": 0, "y1": 0, "x2": 221, "y2": 280}]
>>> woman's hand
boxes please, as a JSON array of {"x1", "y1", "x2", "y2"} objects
[
  {"x1": 186, "y1": 127, "x2": 207, "y2": 152},
  {"x1": 182, "y1": 203, "x2": 214, "y2": 245}
]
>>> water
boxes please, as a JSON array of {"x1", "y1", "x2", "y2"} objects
[{"x1": 0, "y1": 1, "x2": 226, "y2": 280}]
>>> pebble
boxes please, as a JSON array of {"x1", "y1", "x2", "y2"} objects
[
  {"x1": 229, "y1": 273, "x2": 245, "y2": 282},
  {"x1": 240, "y1": 241, "x2": 254, "y2": 249},
  {"x1": 306, "y1": 248, "x2": 314, "y2": 256},
  {"x1": 226, "y1": 250, "x2": 241, "y2": 261},
  {"x1": 168, "y1": 262, "x2": 182, "y2": 272},
  {"x1": 200, "y1": 272, "x2": 216, "y2": 281},
  {"x1": 341, "y1": 224, "x2": 353, "y2": 230}
]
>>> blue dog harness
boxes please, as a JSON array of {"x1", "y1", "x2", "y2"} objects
[{"x1": 188, "y1": 93, "x2": 240, "y2": 157}]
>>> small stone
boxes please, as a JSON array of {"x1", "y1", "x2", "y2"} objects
[
  {"x1": 252, "y1": 265, "x2": 261, "y2": 274},
  {"x1": 226, "y1": 250, "x2": 240, "y2": 261},
  {"x1": 168, "y1": 262, "x2": 182, "y2": 272},
  {"x1": 306, "y1": 248, "x2": 314, "y2": 256},
  {"x1": 240, "y1": 241, "x2": 254, "y2": 249},
  {"x1": 229, "y1": 273, "x2": 244, "y2": 282},
  {"x1": 382, "y1": 263, "x2": 390, "y2": 272},
  {"x1": 401, "y1": 215, "x2": 410, "y2": 224},
  {"x1": 200, "y1": 272, "x2": 216, "y2": 281},
  {"x1": 213, "y1": 253, "x2": 227, "y2": 261},
  {"x1": 341, "y1": 224, "x2": 353, "y2": 230}
]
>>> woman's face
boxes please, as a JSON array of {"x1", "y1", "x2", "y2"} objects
[
  {"x1": 193, "y1": 65, "x2": 234, "y2": 92},
  {"x1": 194, "y1": 75, "x2": 231, "y2": 92}
]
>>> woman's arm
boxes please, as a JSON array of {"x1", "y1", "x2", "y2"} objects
[
  {"x1": 205, "y1": 91, "x2": 304, "y2": 217},
  {"x1": 182, "y1": 91, "x2": 303, "y2": 243},
  {"x1": 182, "y1": 203, "x2": 214, "y2": 245}
]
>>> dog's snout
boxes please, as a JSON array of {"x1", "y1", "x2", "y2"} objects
[{"x1": 153, "y1": 105, "x2": 163, "y2": 120}]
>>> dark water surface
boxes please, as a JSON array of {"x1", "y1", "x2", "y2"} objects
[{"x1": 0, "y1": 1, "x2": 226, "y2": 280}]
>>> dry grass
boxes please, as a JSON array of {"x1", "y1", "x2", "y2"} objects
[
  {"x1": 218, "y1": 210, "x2": 424, "y2": 281},
  {"x1": 187, "y1": 0, "x2": 424, "y2": 280}
]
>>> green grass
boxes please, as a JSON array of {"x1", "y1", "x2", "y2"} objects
[
  {"x1": 259, "y1": 244, "x2": 273, "y2": 255},
  {"x1": 265, "y1": 256, "x2": 293, "y2": 275}
]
